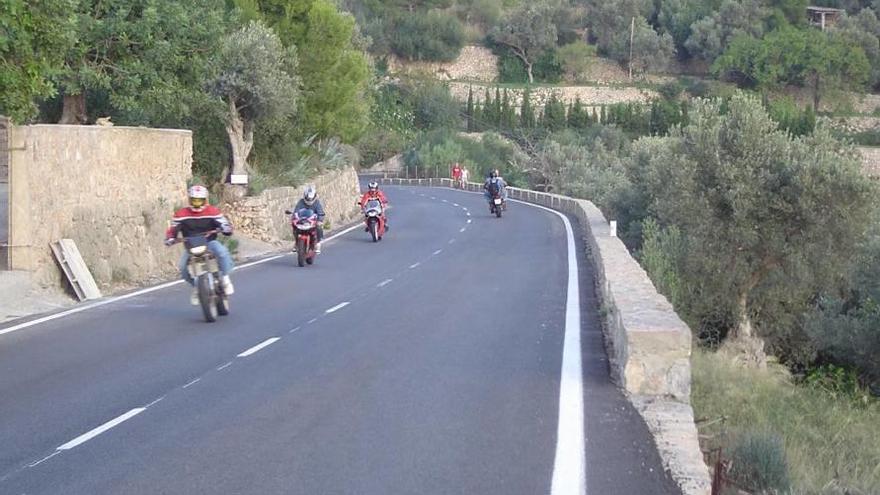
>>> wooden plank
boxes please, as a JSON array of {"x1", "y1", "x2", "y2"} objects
[{"x1": 51, "y1": 239, "x2": 101, "y2": 301}]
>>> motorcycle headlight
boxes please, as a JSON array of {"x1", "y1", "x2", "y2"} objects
[
  {"x1": 367, "y1": 211, "x2": 378, "y2": 217},
  {"x1": 189, "y1": 245, "x2": 208, "y2": 256}
]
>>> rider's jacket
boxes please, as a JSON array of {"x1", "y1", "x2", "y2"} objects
[
  {"x1": 294, "y1": 198, "x2": 326, "y2": 221},
  {"x1": 484, "y1": 177, "x2": 507, "y2": 195},
  {"x1": 165, "y1": 205, "x2": 233, "y2": 242},
  {"x1": 359, "y1": 190, "x2": 389, "y2": 207}
]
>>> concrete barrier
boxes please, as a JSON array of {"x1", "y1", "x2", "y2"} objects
[{"x1": 381, "y1": 177, "x2": 711, "y2": 495}]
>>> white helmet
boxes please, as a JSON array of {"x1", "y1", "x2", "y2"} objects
[
  {"x1": 303, "y1": 185, "x2": 317, "y2": 206},
  {"x1": 188, "y1": 185, "x2": 209, "y2": 212}
]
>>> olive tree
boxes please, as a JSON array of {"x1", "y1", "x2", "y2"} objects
[
  {"x1": 208, "y1": 21, "x2": 300, "y2": 183},
  {"x1": 490, "y1": 0, "x2": 559, "y2": 83}
]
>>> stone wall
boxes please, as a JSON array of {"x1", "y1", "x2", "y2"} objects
[
  {"x1": 449, "y1": 82, "x2": 658, "y2": 110},
  {"x1": 388, "y1": 46, "x2": 498, "y2": 82},
  {"x1": 379, "y1": 177, "x2": 710, "y2": 495},
  {"x1": 7, "y1": 124, "x2": 192, "y2": 287},
  {"x1": 224, "y1": 167, "x2": 361, "y2": 244},
  {"x1": 858, "y1": 146, "x2": 880, "y2": 177}
]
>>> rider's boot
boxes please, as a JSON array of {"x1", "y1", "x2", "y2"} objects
[
  {"x1": 190, "y1": 287, "x2": 199, "y2": 306},
  {"x1": 315, "y1": 242, "x2": 322, "y2": 254},
  {"x1": 222, "y1": 275, "x2": 235, "y2": 295}
]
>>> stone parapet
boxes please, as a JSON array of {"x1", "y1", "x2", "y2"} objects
[
  {"x1": 225, "y1": 167, "x2": 361, "y2": 244},
  {"x1": 7, "y1": 124, "x2": 192, "y2": 287},
  {"x1": 379, "y1": 177, "x2": 710, "y2": 495}
]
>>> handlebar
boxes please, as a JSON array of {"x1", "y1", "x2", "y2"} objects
[{"x1": 169, "y1": 229, "x2": 220, "y2": 245}]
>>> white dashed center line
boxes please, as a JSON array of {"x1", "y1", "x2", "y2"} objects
[
  {"x1": 433, "y1": 249, "x2": 443, "y2": 255},
  {"x1": 237, "y1": 337, "x2": 280, "y2": 357},
  {"x1": 307, "y1": 318, "x2": 318, "y2": 324},
  {"x1": 289, "y1": 326, "x2": 301, "y2": 334},
  {"x1": 409, "y1": 262, "x2": 420, "y2": 269},
  {"x1": 460, "y1": 228, "x2": 466, "y2": 233},
  {"x1": 377, "y1": 279, "x2": 393, "y2": 287},
  {"x1": 57, "y1": 408, "x2": 146, "y2": 451},
  {"x1": 325, "y1": 302, "x2": 350, "y2": 314},
  {"x1": 449, "y1": 239, "x2": 456, "y2": 244}
]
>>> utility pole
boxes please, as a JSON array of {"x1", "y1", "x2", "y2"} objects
[{"x1": 628, "y1": 16, "x2": 635, "y2": 81}]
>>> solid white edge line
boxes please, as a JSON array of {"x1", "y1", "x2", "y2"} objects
[
  {"x1": 325, "y1": 302, "x2": 350, "y2": 314},
  {"x1": 27, "y1": 451, "x2": 61, "y2": 468},
  {"x1": 377, "y1": 279, "x2": 393, "y2": 288},
  {"x1": 237, "y1": 337, "x2": 281, "y2": 357},
  {"x1": 0, "y1": 220, "x2": 366, "y2": 337},
  {"x1": 57, "y1": 408, "x2": 146, "y2": 451}
]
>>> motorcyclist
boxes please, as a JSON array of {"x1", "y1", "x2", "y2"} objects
[
  {"x1": 291, "y1": 185, "x2": 326, "y2": 253},
  {"x1": 165, "y1": 185, "x2": 235, "y2": 305},
  {"x1": 358, "y1": 181, "x2": 390, "y2": 231},
  {"x1": 483, "y1": 169, "x2": 508, "y2": 210}
]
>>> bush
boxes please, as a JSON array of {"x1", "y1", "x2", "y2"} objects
[
  {"x1": 496, "y1": 48, "x2": 563, "y2": 83},
  {"x1": 403, "y1": 79, "x2": 461, "y2": 130},
  {"x1": 390, "y1": 11, "x2": 465, "y2": 62},
  {"x1": 765, "y1": 97, "x2": 815, "y2": 137},
  {"x1": 728, "y1": 430, "x2": 791, "y2": 493},
  {"x1": 497, "y1": 50, "x2": 530, "y2": 83},
  {"x1": 556, "y1": 40, "x2": 596, "y2": 82}
]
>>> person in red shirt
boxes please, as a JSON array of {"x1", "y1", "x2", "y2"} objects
[
  {"x1": 358, "y1": 181, "x2": 390, "y2": 231},
  {"x1": 451, "y1": 162, "x2": 463, "y2": 187}
]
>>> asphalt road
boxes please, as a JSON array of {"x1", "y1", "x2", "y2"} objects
[{"x1": 0, "y1": 184, "x2": 680, "y2": 494}]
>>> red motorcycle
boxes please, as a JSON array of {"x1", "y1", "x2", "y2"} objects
[
  {"x1": 361, "y1": 198, "x2": 386, "y2": 242},
  {"x1": 285, "y1": 208, "x2": 319, "y2": 267}
]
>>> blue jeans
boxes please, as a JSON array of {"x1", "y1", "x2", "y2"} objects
[{"x1": 178, "y1": 240, "x2": 234, "y2": 286}]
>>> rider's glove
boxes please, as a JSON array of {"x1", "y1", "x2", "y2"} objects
[{"x1": 164, "y1": 238, "x2": 175, "y2": 247}]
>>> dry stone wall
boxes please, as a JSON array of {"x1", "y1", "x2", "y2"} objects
[
  {"x1": 448, "y1": 82, "x2": 658, "y2": 110},
  {"x1": 224, "y1": 167, "x2": 361, "y2": 244},
  {"x1": 388, "y1": 46, "x2": 498, "y2": 82},
  {"x1": 7, "y1": 124, "x2": 192, "y2": 287}
]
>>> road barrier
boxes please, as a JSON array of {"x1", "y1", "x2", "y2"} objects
[{"x1": 381, "y1": 177, "x2": 711, "y2": 495}]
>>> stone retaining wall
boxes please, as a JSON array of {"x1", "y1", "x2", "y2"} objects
[
  {"x1": 449, "y1": 82, "x2": 658, "y2": 109},
  {"x1": 7, "y1": 124, "x2": 192, "y2": 287},
  {"x1": 224, "y1": 167, "x2": 361, "y2": 244},
  {"x1": 379, "y1": 177, "x2": 711, "y2": 495}
]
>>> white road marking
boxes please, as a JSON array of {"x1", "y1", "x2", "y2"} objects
[
  {"x1": 289, "y1": 326, "x2": 301, "y2": 334},
  {"x1": 441, "y1": 199, "x2": 448, "y2": 203},
  {"x1": 453, "y1": 203, "x2": 460, "y2": 207},
  {"x1": 460, "y1": 228, "x2": 466, "y2": 233},
  {"x1": 409, "y1": 262, "x2": 420, "y2": 269},
  {"x1": 27, "y1": 451, "x2": 61, "y2": 468},
  {"x1": 57, "y1": 408, "x2": 146, "y2": 451},
  {"x1": 237, "y1": 337, "x2": 280, "y2": 357},
  {"x1": 466, "y1": 212, "x2": 471, "y2": 216},
  {"x1": 325, "y1": 302, "x2": 350, "y2": 314},
  {"x1": 430, "y1": 196, "x2": 436, "y2": 200},
  {"x1": 433, "y1": 249, "x2": 443, "y2": 255},
  {"x1": 144, "y1": 396, "x2": 165, "y2": 408},
  {"x1": 217, "y1": 362, "x2": 233, "y2": 371},
  {"x1": 182, "y1": 378, "x2": 201, "y2": 389},
  {"x1": 0, "y1": 219, "x2": 364, "y2": 337},
  {"x1": 448, "y1": 239, "x2": 456, "y2": 244},
  {"x1": 377, "y1": 279, "x2": 393, "y2": 287},
  {"x1": 307, "y1": 318, "x2": 318, "y2": 324},
  {"x1": 467, "y1": 219, "x2": 472, "y2": 224}
]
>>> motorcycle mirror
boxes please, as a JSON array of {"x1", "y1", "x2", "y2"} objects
[{"x1": 284, "y1": 209, "x2": 292, "y2": 215}]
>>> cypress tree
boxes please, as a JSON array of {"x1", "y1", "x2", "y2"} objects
[
  {"x1": 473, "y1": 103, "x2": 484, "y2": 132},
  {"x1": 520, "y1": 89, "x2": 535, "y2": 129},
  {"x1": 466, "y1": 86, "x2": 475, "y2": 132},
  {"x1": 494, "y1": 86, "x2": 502, "y2": 126},
  {"x1": 483, "y1": 88, "x2": 494, "y2": 129}
]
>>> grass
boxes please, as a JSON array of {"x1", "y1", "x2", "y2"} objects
[{"x1": 692, "y1": 349, "x2": 880, "y2": 494}]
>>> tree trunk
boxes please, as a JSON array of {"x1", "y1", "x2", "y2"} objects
[
  {"x1": 224, "y1": 97, "x2": 254, "y2": 178},
  {"x1": 526, "y1": 62, "x2": 534, "y2": 84},
  {"x1": 813, "y1": 73, "x2": 821, "y2": 112},
  {"x1": 59, "y1": 93, "x2": 87, "y2": 124},
  {"x1": 732, "y1": 289, "x2": 754, "y2": 340}
]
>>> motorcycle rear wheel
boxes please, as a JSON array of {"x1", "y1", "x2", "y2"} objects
[
  {"x1": 197, "y1": 274, "x2": 218, "y2": 322},
  {"x1": 495, "y1": 204, "x2": 502, "y2": 218}
]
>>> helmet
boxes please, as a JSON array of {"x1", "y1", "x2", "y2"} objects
[
  {"x1": 303, "y1": 185, "x2": 317, "y2": 206},
  {"x1": 489, "y1": 170, "x2": 497, "y2": 179},
  {"x1": 188, "y1": 185, "x2": 209, "y2": 212},
  {"x1": 368, "y1": 181, "x2": 379, "y2": 192}
]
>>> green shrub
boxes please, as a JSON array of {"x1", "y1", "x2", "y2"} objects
[
  {"x1": 728, "y1": 430, "x2": 791, "y2": 494},
  {"x1": 390, "y1": 11, "x2": 465, "y2": 62},
  {"x1": 497, "y1": 50, "x2": 529, "y2": 83},
  {"x1": 404, "y1": 79, "x2": 461, "y2": 130},
  {"x1": 496, "y1": 48, "x2": 563, "y2": 83}
]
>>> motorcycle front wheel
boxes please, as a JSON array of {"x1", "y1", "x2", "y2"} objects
[
  {"x1": 370, "y1": 220, "x2": 379, "y2": 242},
  {"x1": 296, "y1": 238, "x2": 307, "y2": 267},
  {"x1": 197, "y1": 273, "x2": 218, "y2": 322}
]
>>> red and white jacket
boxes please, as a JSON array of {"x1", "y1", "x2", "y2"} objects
[{"x1": 165, "y1": 205, "x2": 233, "y2": 242}]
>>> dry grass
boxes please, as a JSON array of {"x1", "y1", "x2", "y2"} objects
[{"x1": 692, "y1": 349, "x2": 880, "y2": 494}]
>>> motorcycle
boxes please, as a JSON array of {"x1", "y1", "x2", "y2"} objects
[
  {"x1": 286, "y1": 208, "x2": 319, "y2": 267},
  {"x1": 489, "y1": 191, "x2": 505, "y2": 218},
  {"x1": 177, "y1": 230, "x2": 230, "y2": 323},
  {"x1": 362, "y1": 198, "x2": 386, "y2": 242}
]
